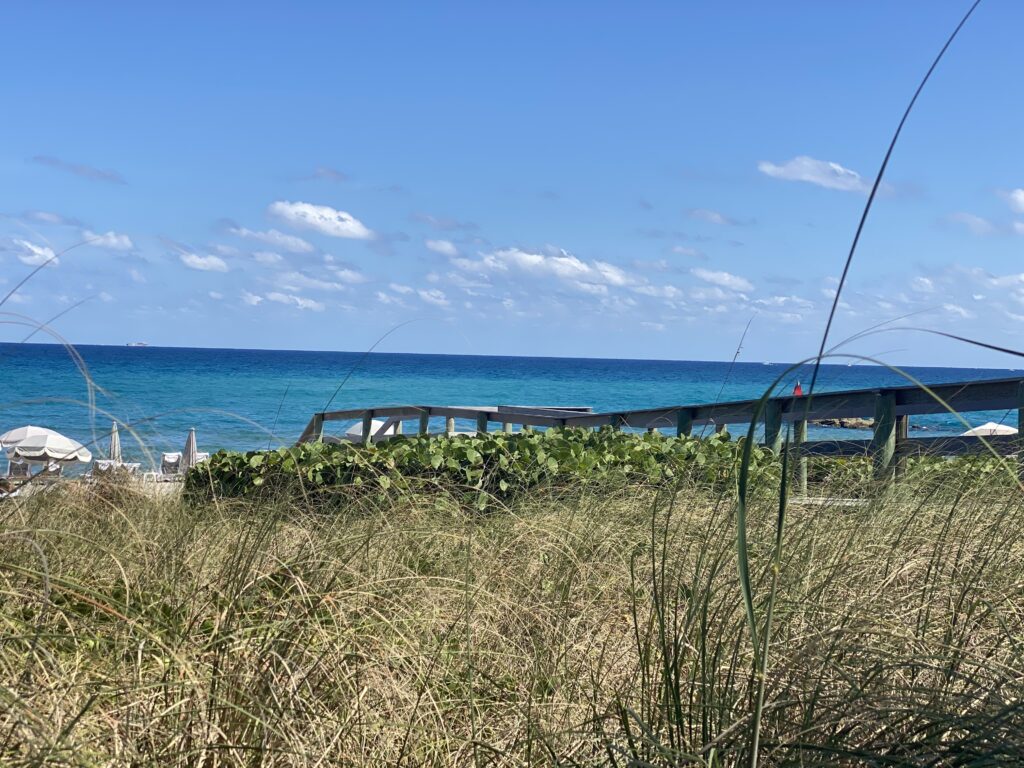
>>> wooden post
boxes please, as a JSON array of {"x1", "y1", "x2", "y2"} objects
[
  {"x1": 1017, "y1": 381, "x2": 1024, "y2": 479},
  {"x1": 445, "y1": 417, "x2": 455, "y2": 436},
  {"x1": 794, "y1": 419, "x2": 808, "y2": 495},
  {"x1": 763, "y1": 401, "x2": 783, "y2": 453},
  {"x1": 419, "y1": 411, "x2": 430, "y2": 435},
  {"x1": 676, "y1": 409, "x2": 693, "y2": 438},
  {"x1": 609, "y1": 414, "x2": 621, "y2": 430},
  {"x1": 503, "y1": 421, "x2": 513, "y2": 433},
  {"x1": 394, "y1": 419, "x2": 403, "y2": 436},
  {"x1": 310, "y1": 413, "x2": 324, "y2": 442},
  {"x1": 361, "y1": 411, "x2": 373, "y2": 446},
  {"x1": 715, "y1": 423, "x2": 726, "y2": 435},
  {"x1": 476, "y1": 412, "x2": 489, "y2": 434},
  {"x1": 894, "y1": 414, "x2": 909, "y2": 480},
  {"x1": 871, "y1": 391, "x2": 897, "y2": 483}
]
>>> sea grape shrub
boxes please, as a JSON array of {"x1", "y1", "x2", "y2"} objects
[{"x1": 184, "y1": 428, "x2": 777, "y2": 506}]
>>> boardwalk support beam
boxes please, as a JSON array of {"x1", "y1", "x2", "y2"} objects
[
  {"x1": 361, "y1": 411, "x2": 373, "y2": 447},
  {"x1": 763, "y1": 401, "x2": 783, "y2": 453},
  {"x1": 794, "y1": 419, "x2": 808, "y2": 495},
  {"x1": 676, "y1": 409, "x2": 693, "y2": 438},
  {"x1": 871, "y1": 391, "x2": 897, "y2": 482}
]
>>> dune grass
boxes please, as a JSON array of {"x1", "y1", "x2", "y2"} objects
[{"x1": 1, "y1": 461, "x2": 1022, "y2": 766}]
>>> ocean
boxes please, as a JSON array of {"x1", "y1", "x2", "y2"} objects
[{"x1": 1, "y1": 342, "x2": 1018, "y2": 462}]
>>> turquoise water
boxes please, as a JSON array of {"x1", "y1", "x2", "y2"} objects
[{"x1": 0, "y1": 343, "x2": 1018, "y2": 464}]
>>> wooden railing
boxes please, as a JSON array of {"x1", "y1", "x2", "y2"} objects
[{"x1": 297, "y1": 377, "x2": 1024, "y2": 487}]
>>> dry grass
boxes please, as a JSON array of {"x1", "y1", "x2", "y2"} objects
[{"x1": 0, "y1": 471, "x2": 1022, "y2": 766}]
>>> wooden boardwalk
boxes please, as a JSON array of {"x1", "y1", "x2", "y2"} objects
[{"x1": 298, "y1": 377, "x2": 1024, "y2": 486}]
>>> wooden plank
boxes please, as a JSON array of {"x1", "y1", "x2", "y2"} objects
[
  {"x1": 476, "y1": 412, "x2": 489, "y2": 434},
  {"x1": 871, "y1": 392, "x2": 896, "y2": 482}
]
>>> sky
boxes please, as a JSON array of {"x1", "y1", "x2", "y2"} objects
[{"x1": 1, "y1": 1, "x2": 1023, "y2": 367}]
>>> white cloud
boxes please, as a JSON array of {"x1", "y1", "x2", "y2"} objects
[
  {"x1": 640, "y1": 321, "x2": 666, "y2": 332},
  {"x1": 949, "y1": 212, "x2": 995, "y2": 236},
  {"x1": 230, "y1": 226, "x2": 314, "y2": 253},
  {"x1": 389, "y1": 283, "x2": 414, "y2": 294},
  {"x1": 426, "y1": 239, "x2": 458, "y2": 256},
  {"x1": 943, "y1": 303, "x2": 974, "y2": 319},
  {"x1": 691, "y1": 267, "x2": 753, "y2": 292},
  {"x1": 180, "y1": 252, "x2": 228, "y2": 272},
  {"x1": 754, "y1": 294, "x2": 814, "y2": 309},
  {"x1": 241, "y1": 291, "x2": 263, "y2": 306},
  {"x1": 130, "y1": 268, "x2": 146, "y2": 283},
  {"x1": 83, "y1": 229, "x2": 133, "y2": 250},
  {"x1": 1003, "y1": 189, "x2": 1024, "y2": 214},
  {"x1": 633, "y1": 284, "x2": 683, "y2": 299},
  {"x1": 253, "y1": 250, "x2": 285, "y2": 265},
  {"x1": 266, "y1": 291, "x2": 325, "y2": 311},
  {"x1": 99, "y1": 291, "x2": 114, "y2": 302},
  {"x1": 1013, "y1": 222, "x2": 1024, "y2": 236},
  {"x1": 453, "y1": 247, "x2": 639, "y2": 292},
  {"x1": 758, "y1": 155, "x2": 867, "y2": 193},
  {"x1": 375, "y1": 291, "x2": 405, "y2": 306},
  {"x1": 686, "y1": 208, "x2": 736, "y2": 226},
  {"x1": 13, "y1": 239, "x2": 57, "y2": 266},
  {"x1": 209, "y1": 291, "x2": 224, "y2": 300},
  {"x1": 418, "y1": 288, "x2": 450, "y2": 307},
  {"x1": 268, "y1": 200, "x2": 373, "y2": 240},
  {"x1": 671, "y1": 245, "x2": 703, "y2": 258},
  {"x1": 278, "y1": 270, "x2": 359, "y2": 292},
  {"x1": 911, "y1": 276, "x2": 934, "y2": 293},
  {"x1": 326, "y1": 265, "x2": 367, "y2": 283}
]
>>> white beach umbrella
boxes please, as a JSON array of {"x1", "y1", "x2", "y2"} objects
[
  {"x1": 0, "y1": 425, "x2": 64, "y2": 449},
  {"x1": 345, "y1": 419, "x2": 395, "y2": 440},
  {"x1": 961, "y1": 421, "x2": 1018, "y2": 437},
  {"x1": 108, "y1": 422, "x2": 122, "y2": 462},
  {"x1": 180, "y1": 428, "x2": 198, "y2": 473},
  {"x1": 5, "y1": 431, "x2": 92, "y2": 464}
]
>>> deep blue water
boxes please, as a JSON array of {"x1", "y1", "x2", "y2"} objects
[{"x1": 0, "y1": 343, "x2": 1018, "y2": 464}]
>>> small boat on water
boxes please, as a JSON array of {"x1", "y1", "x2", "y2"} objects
[{"x1": 126, "y1": 342, "x2": 149, "y2": 347}]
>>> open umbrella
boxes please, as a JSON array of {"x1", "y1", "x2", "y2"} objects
[
  {"x1": 0, "y1": 425, "x2": 64, "y2": 449},
  {"x1": 961, "y1": 421, "x2": 1018, "y2": 437},
  {"x1": 180, "y1": 428, "x2": 198, "y2": 473},
  {"x1": 108, "y1": 422, "x2": 122, "y2": 462},
  {"x1": 5, "y1": 430, "x2": 92, "y2": 464}
]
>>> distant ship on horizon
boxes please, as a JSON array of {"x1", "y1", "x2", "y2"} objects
[{"x1": 126, "y1": 342, "x2": 149, "y2": 347}]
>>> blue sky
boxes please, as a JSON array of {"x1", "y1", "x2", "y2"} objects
[{"x1": 1, "y1": 2, "x2": 1023, "y2": 366}]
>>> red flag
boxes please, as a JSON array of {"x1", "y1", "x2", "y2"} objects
[{"x1": 793, "y1": 381, "x2": 803, "y2": 397}]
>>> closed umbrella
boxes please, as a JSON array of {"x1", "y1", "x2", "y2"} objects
[
  {"x1": 961, "y1": 421, "x2": 1018, "y2": 437},
  {"x1": 5, "y1": 431, "x2": 92, "y2": 464},
  {"x1": 108, "y1": 422, "x2": 122, "y2": 462},
  {"x1": 180, "y1": 428, "x2": 198, "y2": 473}
]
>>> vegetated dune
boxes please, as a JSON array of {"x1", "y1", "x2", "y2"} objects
[{"x1": 1, "y1": 460, "x2": 1022, "y2": 766}]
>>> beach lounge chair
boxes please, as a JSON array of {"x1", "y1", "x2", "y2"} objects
[
  {"x1": 160, "y1": 452, "x2": 182, "y2": 481},
  {"x1": 6, "y1": 461, "x2": 30, "y2": 480},
  {"x1": 35, "y1": 462, "x2": 63, "y2": 483}
]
